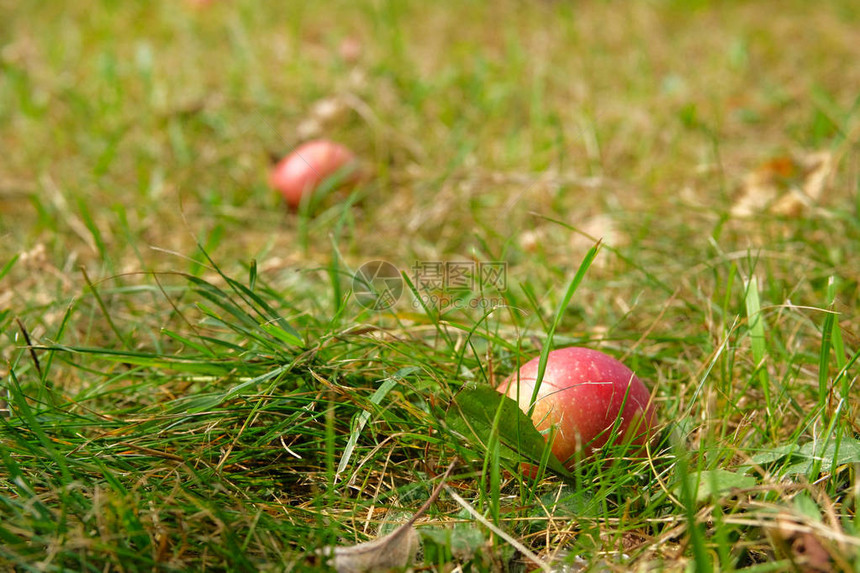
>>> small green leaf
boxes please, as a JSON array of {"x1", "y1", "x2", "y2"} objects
[
  {"x1": 529, "y1": 485, "x2": 598, "y2": 525},
  {"x1": 792, "y1": 492, "x2": 823, "y2": 523},
  {"x1": 784, "y1": 437, "x2": 860, "y2": 476},
  {"x1": 674, "y1": 469, "x2": 756, "y2": 503},
  {"x1": 797, "y1": 436, "x2": 860, "y2": 465},
  {"x1": 748, "y1": 443, "x2": 797, "y2": 467},
  {"x1": 746, "y1": 437, "x2": 860, "y2": 476},
  {"x1": 421, "y1": 525, "x2": 485, "y2": 564},
  {"x1": 446, "y1": 386, "x2": 571, "y2": 477}
]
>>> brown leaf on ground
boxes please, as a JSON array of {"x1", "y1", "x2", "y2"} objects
[
  {"x1": 766, "y1": 513, "x2": 835, "y2": 573},
  {"x1": 570, "y1": 214, "x2": 626, "y2": 251},
  {"x1": 319, "y1": 460, "x2": 457, "y2": 573},
  {"x1": 326, "y1": 526, "x2": 420, "y2": 573},
  {"x1": 791, "y1": 532, "x2": 833, "y2": 573},
  {"x1": 297, "y1": 96, "x2": 352, "y2": 140},
  {"x1": 730, "y1": 151, "x2": 833, "y2": 218},
  {"x1": 569, "y1": 214, "x2": 627, "y2": 270}
]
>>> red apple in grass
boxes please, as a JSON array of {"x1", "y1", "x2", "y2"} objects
[
  {"x1": 269, "y1": 139, "x2": 360, "y2": 209},
  {"x1": 497, "y1": 347, "x2": 656, "y2": 471}
]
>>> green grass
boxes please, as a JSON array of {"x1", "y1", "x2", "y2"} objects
[{"x1": 2, "y1": 0, "x2": 860, "y2": 571}]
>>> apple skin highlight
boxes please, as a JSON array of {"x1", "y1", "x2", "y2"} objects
[{"x1": 498, "y1": 347, "x2": 656, "y2": 471}]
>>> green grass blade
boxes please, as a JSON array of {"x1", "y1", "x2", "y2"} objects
[
  {"x1": 528, "y1": 241, "x2": 600, "y2": 416},
  {"x1": 818, "y1": 275, "x2": 838, "y2": 410},
  {"x1": 744, "y1": 276, "x2": 772, "y2": 435},
  {"x1": 336, "y1": 376, "x2": 398, "y2": 478},
  {"x1": 0, "y1": 254, "x2": 20, "y2": 281}
]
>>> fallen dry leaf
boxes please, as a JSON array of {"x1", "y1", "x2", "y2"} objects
[
  {"x1": 569, "y1": 214, "x2": 626, "y2": 270},
  {"x1": 339, "y1": 37, "x2": 363, "y2": 64},
  {"x1": 297, "y1": 96, "x2": 351, "y2": 139},
  {"x1": 730, "y1": 150, "x2": 833, "y2": 218},
  {"x1": 324, "y1": 527, "x2": 420, "y2": 573},
  {"x1": 320, "y1": 460, "x2": 457, "y2": 573},
  {"x1": 519, "y1": 228, "x2": 546, "y2": 253},
  {"x1": 570, "y1": 214, "x2": 626, "y2": 251},
  {"x1": 766, "y1": 512, "x2": 834, "y2": 573},
  {"x1": 791, "y1": 532, "x2": 833, "y2": 573}
]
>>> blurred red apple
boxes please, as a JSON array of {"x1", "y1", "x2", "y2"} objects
[
  {"x1": 498, "y1": 347, "x2": 656, "y2": 470},
  {"x1": 269, "y1": 139, "x2": 359, "y2": 209},
  {"x1": 338, "y1": 37, "x2": 362, "y2": 64}
]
